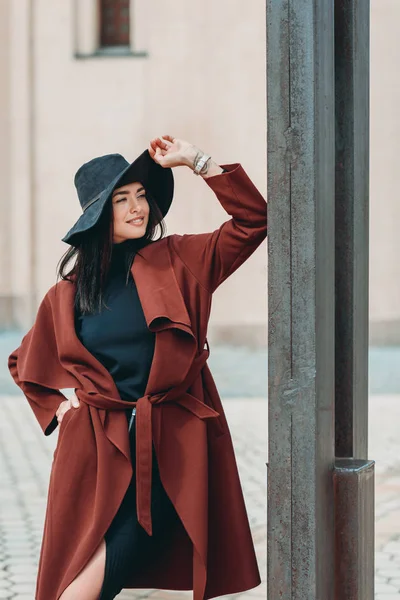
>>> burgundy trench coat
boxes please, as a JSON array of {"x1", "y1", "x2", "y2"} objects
[{"x1": 8, "y1": 163, "x2": 267, "y2": 600}]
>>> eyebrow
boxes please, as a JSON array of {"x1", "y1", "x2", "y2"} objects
[{"x1": 112, "y1": 186, "x2": 145, "y2": 198}]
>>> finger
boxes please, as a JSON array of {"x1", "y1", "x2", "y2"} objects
[
  {"x1": 56, "y1": 401, "x2": 66, "y2": 418},
  {"x1": 151, "y1": 151, "x2": 161, "y2": 165},
  {"x1": 152, "y1": 137, "x2": 169, "y2": 154},
  {"x1": 155, "y1": 149, "x2": 167, "y2": 162},
  {"x1": 153, "y1": 150, "x2": 164, "y2": 165},
  {"x1": 59, "y1": 405, "x2": 73, "y2": 422},
  {"x1": 71, "y1": 394, "x2": 80, "y2": 408},
  {"x1": 155, "y1": 137, "x2": 169, "y2": 150},
  {"x1": 160, "y1": 136, "x2": 173, "y2": 147}
]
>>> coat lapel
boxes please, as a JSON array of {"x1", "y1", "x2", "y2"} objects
[
  {"x1": 132, "y1": 239, "x2": 192, "y2": 332},
  {"x1": 131, "y1": 238, "x2": 198, "y2": 395}
]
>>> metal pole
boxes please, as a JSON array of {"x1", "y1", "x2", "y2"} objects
[
  {"x1": 334, "y1": 0, "x2": 370, "y2": 461},
  {"x1": 334, "y1": 2, "x2": 374, "y2": 598},
  {"x1": 267, "y1": 1, "x2": 335, "y2": 598}
]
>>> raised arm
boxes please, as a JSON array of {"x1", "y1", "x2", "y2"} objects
[
  {"x1": 170, "y1": 163, "x2": 267, "y2": 292},
  {"x1": 149, "y1": 135, "x2": 268, "y2": 293}
]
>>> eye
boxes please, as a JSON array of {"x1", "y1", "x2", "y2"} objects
[{"x1": 114, "y1": 193, "x2": 146, "y2": 204}]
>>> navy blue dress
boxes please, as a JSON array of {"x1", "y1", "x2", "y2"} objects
[{"x1": 75, "y1": 241, "x2": 178, "y2": 600}]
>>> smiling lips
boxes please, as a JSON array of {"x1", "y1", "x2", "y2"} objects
[{"x1": 127, "y1": 217, "x2": 144, "y2": 226}]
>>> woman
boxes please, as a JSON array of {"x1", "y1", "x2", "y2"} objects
[{"x1": 8, "y1": 135, "x2": 268, "y2": 600}]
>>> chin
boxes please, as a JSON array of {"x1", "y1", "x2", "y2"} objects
[
  {"x1": 124, "y1": 226, "x2": 146, "y2": 241},
  {"x1": 114, "y1": 221, "x2": 148, "y2": 243}
]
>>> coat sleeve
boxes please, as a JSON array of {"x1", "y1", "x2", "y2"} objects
[
  {"x1": 8, "y1": 294, "x2": 69, "y2": 436},
  {"x1": 169, "y1": 163, "x2": 267, "y2": 293}
]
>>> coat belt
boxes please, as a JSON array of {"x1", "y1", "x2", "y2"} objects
[{"x1": 132, "y1": 346, "x2": 219, "y2": 536}]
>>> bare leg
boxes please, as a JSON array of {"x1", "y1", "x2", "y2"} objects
[{"x1": 59, "y1": 539, "x2": 106, "y2": 600}]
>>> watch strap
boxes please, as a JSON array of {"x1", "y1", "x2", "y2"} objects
[{"x1": 193, "y1": 153, "x2": 211, "y2": 175}]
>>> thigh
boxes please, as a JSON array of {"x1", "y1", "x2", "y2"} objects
[
  {"x1": 59, "y1": 538, "x2": 106, "y2": 600},
  {"x1": 98, "y1": 511, "x2": 142, "y2": 600}
]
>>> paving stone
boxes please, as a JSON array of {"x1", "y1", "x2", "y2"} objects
[
  {"x1": 379, "y1": 571, "x2": 400, "y2": 579},
  {"x1": 8, "y1": 573, "x2": 36, "y2": 584},
  {"x1": 11, "y1": 583, "x2": 36, "y2": 594},
  {"x1": 377, "y1": 554, "x2": 399, "y2": 568},
  {"x1": 3, "y1": 543, "x2": 34, "y2": 551},
  {"x1": 385, "y1": 541, "x2": 400, "y2": 558},
  {"x1": 6, "y1": 564, "x2": 37, "y2": 575},
  {"x1": 0, "y1": 579, "x2": 11, "y2": 589},
  {"x1": 376, "y1": 582, "x2": 400, "y2": 594}
]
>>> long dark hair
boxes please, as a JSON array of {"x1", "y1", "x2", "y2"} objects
[{"x1": 57, "y1": 191, "x2": 166, "y2": 314}]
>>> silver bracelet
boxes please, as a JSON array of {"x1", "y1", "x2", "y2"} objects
[{"x1": 193, "y1": 153, "x2": 211, "y2": 176}]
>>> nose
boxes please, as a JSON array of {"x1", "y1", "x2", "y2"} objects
[{"x1": 128, "y1": 198, "x2": 141, "y2": 213}]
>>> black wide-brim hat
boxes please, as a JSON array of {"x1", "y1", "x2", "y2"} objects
[{"x1": 62, "y1": 149, "x2": 174, "y2": 246}]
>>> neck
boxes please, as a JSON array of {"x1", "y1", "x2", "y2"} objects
[{"x1": 109, "y1": 240, "x2": 135, "y2": 273}]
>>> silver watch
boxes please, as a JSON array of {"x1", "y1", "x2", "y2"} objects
[{"x1": 193, "y1": 153, "x2": 211, "y2": 175}]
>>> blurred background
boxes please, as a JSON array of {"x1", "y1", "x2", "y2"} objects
[
  {"x1": 0, "y1": 0, "x2": 400, "y2": 391},
  {"x1": 0, "y1": 1, "x2": 399, "y2": 599}
]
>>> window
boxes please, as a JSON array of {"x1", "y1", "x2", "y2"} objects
[
  {"x1": 99, "y1": 0, "x2": 130, "y2": 48},
  {"x1": 74, "y1": 0, "x2": 147, "y2": 59}
]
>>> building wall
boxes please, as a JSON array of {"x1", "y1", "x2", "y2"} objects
[
  {"x1": 2, "y1": 0, "x2": 399, "y2": 345},
  {"x1": 0, "y1": 0, "x2": 12, "y2": 322},
  {"x1": 369, "y1": 0, "x2": 400, "y2": 344}
]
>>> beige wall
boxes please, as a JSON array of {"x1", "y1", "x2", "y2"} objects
[
  {"x1": 0, "y1": 0, "x2": 12, "y2": 321},
  {"x1": 9, "y1": 0, "x2": 36, "y2": 327},
  {"x1": 2, "y1": 0, "x2": 399, "y2": 345},
  {"x1": 370, "y1": 0, "x2": 400, "y2": 344}
]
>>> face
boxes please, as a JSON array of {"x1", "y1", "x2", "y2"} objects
[{"x1": 111, "y1": 181, "x2": 150, "y2": 244}]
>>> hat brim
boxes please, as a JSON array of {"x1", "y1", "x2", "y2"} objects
[{"x1": 61, "y1": 149, "x2": 174, "y2": 246}]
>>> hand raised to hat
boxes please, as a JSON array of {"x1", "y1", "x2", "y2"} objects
[{"x1": 148, "y1": 135, "x2": 223, "y2": 178}]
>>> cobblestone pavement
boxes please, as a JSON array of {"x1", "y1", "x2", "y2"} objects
[{"x1": 0, "y1": 394, "x2": 399, "y2": 599}]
